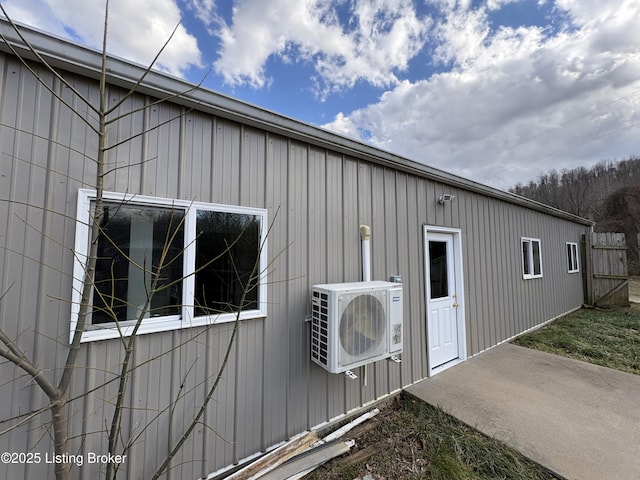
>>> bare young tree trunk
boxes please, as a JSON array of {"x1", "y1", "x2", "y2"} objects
[
  {"x1": 0, "y1": 5, "x2": 280, "y2": 478},
  {"x1": 51, "y1": 399, "x2": 69, "y2": 480}
]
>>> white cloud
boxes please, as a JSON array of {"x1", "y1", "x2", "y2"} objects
[
  {"x1": 431, "y1": 6, "x2": 491, "y2": 68},
  {"x1": 212, "y1": 0, "x2": 430, "y2": 95},
  {"x1": 320, "y1": 111, "x2": 360, "y2": 137},
  {"x1": 486, "y1": 0, "x2": 522, "y2": 10},
  {"x1": 185, "y1": 0, "x2": 218, "y2": 26},
  {"x1": 2, "y1": 0, "x2": 202, "y2": 77},
  {"x1": 323, "y1": 0, "x2": 640, "y2": 189}
]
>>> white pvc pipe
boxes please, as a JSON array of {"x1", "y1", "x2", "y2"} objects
[
  {"x1": 360, "y1": 225, "x2": 371, "y2": 282},
  {"x1": 316, "y1": 408, "x2": 381, "y2": 445},
  {"x1": 359, "y1": 225, "x2": 372, "y2": 387}
]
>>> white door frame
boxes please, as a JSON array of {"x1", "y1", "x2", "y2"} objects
[{"x1": 424, "y1": 225, "x2": 467, "y2": 376}]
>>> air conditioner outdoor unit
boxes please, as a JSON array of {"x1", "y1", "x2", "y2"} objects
[{"x1": 311, "y1": 281, "x2": 403, "y2": 374}]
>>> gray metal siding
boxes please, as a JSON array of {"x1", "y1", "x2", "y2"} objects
[
  {"x1": 262, "y1": 134, "x2": 288, "y2": 449},
  {"x1": 0, "y1": 52, "x2": 591, "y2": 479}
]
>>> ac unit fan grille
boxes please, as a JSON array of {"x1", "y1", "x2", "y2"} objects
[
  {"x1": 339, "y1": 294, "x2": 385, "y2": 358},
  {"x1": 311, "y1": 291, "x2": 329, "y2": 366}
]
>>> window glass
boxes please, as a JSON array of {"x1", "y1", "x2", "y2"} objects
[
  {"x1": 93, "y1": 203, "x2": 184, "y2": 324},
  {"x1": 522, "y1": 241, "x2": 531, "y2": 276},
  {"x1": 521, "y1": 238, "x2": 542, "y2": 279},
  {"x1": 429, "y1": 240, "x2": 449, "y2": 299},
  {"x1": 194, "y1": 211, "x2": 260, "y2": 316},
  {"x1": 567, "y1": 242, "x2": 579, "y2": 273},
  {"x1": 532, "y1": 240, "x2": 542, "y2": 276}
]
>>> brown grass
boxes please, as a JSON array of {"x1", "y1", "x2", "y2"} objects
[
  {"x1": 305, "y1": 393, "x2": 558, "y2": 480},
  {"x1": 513, "y1": 304, "x2": 640, "y2": 375}
]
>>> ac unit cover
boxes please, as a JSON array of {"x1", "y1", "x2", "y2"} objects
[
  {"x1": 338, "y1": 291, "x2": 387, "y2": 366},
  {"x1": 311, "y1": 281, "x2": 403, "y2": 374}
]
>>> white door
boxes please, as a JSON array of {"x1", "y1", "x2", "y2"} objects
[{"x1": 425, "y1": 231, "x2": 460, "y2": 369}]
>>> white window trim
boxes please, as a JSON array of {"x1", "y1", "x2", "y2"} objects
[
  {"x1": 71, "y1": 189, "x2": 268, "y2": 343},
  {"x1": 567, "y1": 242, "x2": 580, "y2": 273},
  {"x1": 521, "y1": 237, "x2": 543, "y2": 280}
]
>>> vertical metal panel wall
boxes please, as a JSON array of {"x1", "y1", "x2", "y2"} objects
[{"x1": 0, "y1": 52, "x2": 590, "y2": 479}]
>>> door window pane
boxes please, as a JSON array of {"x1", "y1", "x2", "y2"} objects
[{"x1": 429, "y1": 241, "x2": 449, "y2": 299}]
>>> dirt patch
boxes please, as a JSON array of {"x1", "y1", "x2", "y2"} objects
[{"x1": 305, "y1": 393, "x2": 557, "y2": 480}]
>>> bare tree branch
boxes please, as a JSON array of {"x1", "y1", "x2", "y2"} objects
[
  {"x1": 104, "y1": 20, "x2": 181, "y2": 116},
  {"x1": 0, "y1": 4, "x2": 100, "y2": 119}
]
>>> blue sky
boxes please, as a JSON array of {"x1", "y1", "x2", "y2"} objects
[{"x1": 3, "y1": 0, "x2": 639, "y2": 190}]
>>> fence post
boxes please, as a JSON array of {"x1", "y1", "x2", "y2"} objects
[{"x1": 582, "y1": 233, "x2": 593, "y2": 306}]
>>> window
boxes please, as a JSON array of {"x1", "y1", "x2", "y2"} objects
[
  {"x1": 92, "y1": 203, "x2": 185, "y2": 324},
  {"x1": 194, "y1": 210, "x2": 260, "y2": 316},
  {"x1": 72, "y1": 190, "x2": 267, "y2": 342},
  {"x1": 567, "y1": 242, "x2": 579, "y2": 273},
  {"x1": 521, "y1": 237, "x2": 543, "y2": 279}
]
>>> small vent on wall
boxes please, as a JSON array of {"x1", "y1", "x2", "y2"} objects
[{"x1": 311, "y1": 291, "x2": 329, "y2": 365}]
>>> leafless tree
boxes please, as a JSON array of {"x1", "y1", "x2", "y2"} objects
[
  {"x1": 0, "y1": 3, "x2": 276, "y2": 479},
  {"x1": 510, "y1": 156, "x2": 640, "y2": 220}
]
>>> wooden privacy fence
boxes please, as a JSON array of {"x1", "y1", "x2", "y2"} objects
[{"x1": 582, "y1": 232, "x2": 629, "y2": 306}]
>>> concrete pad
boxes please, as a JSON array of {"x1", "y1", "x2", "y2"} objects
[{"x1": 406, "y1": 343, "x2": 640, "y2": 480}]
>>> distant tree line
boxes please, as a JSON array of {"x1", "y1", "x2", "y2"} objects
[{"x1": 510, "y1": 156, "x2": 640, "y2": 275}]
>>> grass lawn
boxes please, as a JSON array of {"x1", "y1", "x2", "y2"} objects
[{"x1": 513, "y1": 304, "x2": 640, "y2": 375}]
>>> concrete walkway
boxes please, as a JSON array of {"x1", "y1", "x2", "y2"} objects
[{"x1": 406, "y1": 343, "x2": 640, "y2": 480}]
